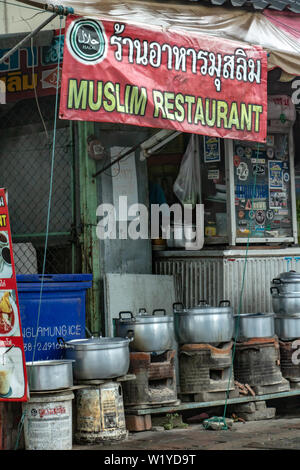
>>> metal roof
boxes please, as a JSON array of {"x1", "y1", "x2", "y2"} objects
[{"x1": 207, "y1": 0, "x2": 300, "y2": 13}]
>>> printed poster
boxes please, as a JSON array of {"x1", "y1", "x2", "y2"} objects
[
  {"x1": 268, "y1": 161, "x2": 283, "y2": 189},
  {"x1": 0, "y1": 189, "x2": 28, "y2": 401},
  {"x1": 204, "y1": 136, "x2": 221, "y2": 162},
  {"x1": 59, "y1": 15, "x2": 268, "y2": 142}
]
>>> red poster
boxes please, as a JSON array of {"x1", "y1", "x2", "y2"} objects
[
  {"x1": 59, "y1": 15, "x2": 268, "y2": 142},
  {"x1": 0, "y1": 189, "x2": 28, "y2": 402}
]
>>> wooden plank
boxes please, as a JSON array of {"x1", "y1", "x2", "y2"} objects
[{"x1": 125, "y1": 389, "x2": 300, "y2": 415}]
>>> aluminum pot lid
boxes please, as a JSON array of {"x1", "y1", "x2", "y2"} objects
[
  {"x1": 64, "y1": 337, "x2": 130, "y2": 350},
  {"x1": 26, "y1": 360, "x2": 74, "y2": 366},
  {"x1": 274, "y1": 271, "x2": 300, "y2": 283},
  {"x1": 275, "y1": 315, "x2": 300, "y2": 320},
  {"x1": 119, "y1": 315, "x2": 174, "y2": 324},
  {"x1": 272, "y1": 291, "x2": 300, "y2": 298},
  {"x1": 234, "y1": 312, "x2": 274, "y2": 319},
  {"x1": 117, "y1": 309, "x2": 173, "y2": 323},
  {"x1": 178, "y1": 301, "x2": 233, "y2": 315}
]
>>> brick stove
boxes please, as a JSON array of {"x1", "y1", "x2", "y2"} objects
[
  {"x1": 178, "y1": 341, "x2": 238, "y2": 402},
  {"x1": 122, "y1": 350, "x2": 178, "y2": 408},
  {"x1": 279, "y1": 339, "x2": 300, "y2": 389},
  {"x1": 234, "y1": 337, "x2": 290, "y2": 395}
]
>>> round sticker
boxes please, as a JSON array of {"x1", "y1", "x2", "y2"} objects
[
  {"x1": 236, "y1": 146, "x2": 244, "y2": 157},
  {"x1": 267, "y1": 148, "x2": 274, "y2": 159},
  {"x1": 283, "y1": 172, "x2": 290, "y2": 183},
  {"x1": 266, "y1": 209, "x2": 274, "y2": 220},
  {"x1": 249, "y1": 210, "x2": 255, "y2": 220},
  {"x1": 67, "y1": 18, "x2": 108, "y2": 65},
  {"x1": 238, "y1": 210, "x2": 245, "y2": 219}
]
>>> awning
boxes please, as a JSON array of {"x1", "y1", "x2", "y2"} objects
[{"x1": 17, "y1": 0, "x2": 300, "y2": 75}]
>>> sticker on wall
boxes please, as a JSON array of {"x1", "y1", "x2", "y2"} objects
[
  {"x1": 252, "y1": 201, "x2": 267, "y2": 210},
  {"x1": 269, "y1": 191, "x2": 287, "y2": 209},
  {"x1": 283, "y1": 172, "x2": 290, "y2": 183},
  {"x1": 237, "y1": 162, "x2": 249, "y2": 181},
  {"x1": 265, "y1": 230, "x2": 279, "y2": 238},
  {"x1": 245, "y1": 199, "x2": 252, "y2": 210},
  {"x1": 208, "y1": 169, "x2": 220, "y2": 180},
  {"x1": 266, "y1": 136, "x2": 275, "y2": 146},
  {"x1": 267, "y1": 148, "x2": 274, "y2": 159},
  {"x1": 253, "y1": 163, "x2": 265, "y2": 176},
  {"x1": 234, "y1": 155, "x2": 241, "y2": 167},
  {"x1": 204, "y1": 136, "x2": 221, "y2": 163},
  {"x1": 249, "y1": 210, "x2": 255, "y2": 220},
  {"x1": 245, "y1": 147, "x2": 252, "y2": 158},
  {"x1": 268, "y1": 161, "x2": 283, "y2": 189},
  {"x1": 266, "y1": 209, "x2": 274, "y2": 220},
  {"x1": 238, "y1": 220, "x2": 248, "y2": 227},
  {"x1": 238, "y1": 210, "x2": 245, "y2": 219},
  {"x1": 255, "y1": 210, "x2": 265, "y2": 224},
  {"x1": 236, "y1": 146, "x2": 244, "y2": 157}
]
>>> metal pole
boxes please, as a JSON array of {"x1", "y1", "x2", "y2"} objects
[{"x1": 0, "y1": 12, "x2": 58, "y2": 65}]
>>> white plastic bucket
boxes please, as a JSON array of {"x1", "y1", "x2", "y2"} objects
[{"x1": 22, "y1": 390, "x2": 74, "y2": 450}]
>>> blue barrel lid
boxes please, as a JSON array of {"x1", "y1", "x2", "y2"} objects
[{"x1": 16, "y1": 274, "x2": 93, "y2": 283}]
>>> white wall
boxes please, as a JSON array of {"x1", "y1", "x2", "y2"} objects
[{"x1": 0, "y1": 1, "x2": 65, "y2": 35}]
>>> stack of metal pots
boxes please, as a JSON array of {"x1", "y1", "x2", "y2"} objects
[
  {"x1": 271, "y1": 270, "x2": 300, "y2": 340},
  {"x1": 173, "y1": 300, "x2": 234, "y2": 345}
]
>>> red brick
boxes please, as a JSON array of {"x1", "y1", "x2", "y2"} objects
[{"x1": 126, "y1": 414, "x2": 152, "y2": 432}]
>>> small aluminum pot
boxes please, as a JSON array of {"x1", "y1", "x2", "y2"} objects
[
  {"x1": 173, "y1": 300, "x2": 234, "y2": 344},
  {"x1": 271, "y1": 271, "x2": 300, "y2": 294},
  {"x1": 115, "y1": 309, "x2": 175, "y2": 352},
  {"x1": 234, "y1": 313, "x2": 275, "y2": 341},
  {"x1": 58, "y1": 336, "x2": 131, "y2": 381},
  {"x1": 26, "y1": 360, "x2": 74, "y2": 391},
  {"x1": 275, "y1": 316, "x2": 300, "y2": 340},
  {"x1": 271, "y1": 288, "x2": 300, "y2": 317}
]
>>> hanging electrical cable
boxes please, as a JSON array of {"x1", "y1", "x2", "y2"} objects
[
  {"x1": 204, "y1": 141, "x2": 260, "y2": 430},
  {"x1": 14, "y1": 13, "x2": 64, "y2": 450}
]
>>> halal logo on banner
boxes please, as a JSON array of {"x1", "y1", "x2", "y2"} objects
[{"x1": 68, "y1": 18, "x2": 107, "y2": 64}]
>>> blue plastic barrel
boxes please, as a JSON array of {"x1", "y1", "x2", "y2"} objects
[{"x1": 16, "y1": 274, "x2": 93, "y2": 362}]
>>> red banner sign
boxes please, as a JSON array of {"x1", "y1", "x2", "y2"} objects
[
  {"x1": 0, "y1": 189, "x2": 28, "y2": 402},
  {"x1": 59, "y1": 15, "x2": 268, "y2": 142}
]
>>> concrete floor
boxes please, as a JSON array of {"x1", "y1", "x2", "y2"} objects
[{"x1": 72, "y1": 413, "x2": 300, "y2": 451}]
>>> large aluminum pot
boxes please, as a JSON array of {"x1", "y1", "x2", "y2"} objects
[
  {"x1": 234, "y1": 313, "x2": 275, "y2": 342},
  {"x1": 270, "y1": 288, "x2": 300, "y2": 317},
  {"x1": 115, "y1": 308, "x2": 175, "y2": 352},
  {"x1": 271, "y1": 271, "x2": 300, "y2": 294},
  {"x1": 173, "y1": 300, "x2": 234, "y2": 344},
  {"x1": 58, "y1": 336, "x2": 131, "y2": 380},
  {"x1": 26, "y1": 360, "x2": 74, "y2": 391},
  {"x1": 275, "y1": 315, "x2": 300, "y2": 340}
]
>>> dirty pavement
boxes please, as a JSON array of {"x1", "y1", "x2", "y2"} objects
[{"x1": 72, "y1": 402, "x2": 300, "y2": 453}]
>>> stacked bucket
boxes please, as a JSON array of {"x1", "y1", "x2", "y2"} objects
[{"x1": 271, "y1": 270, "x2": 300, "y2": 388}]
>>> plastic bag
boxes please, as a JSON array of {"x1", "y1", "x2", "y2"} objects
[{"x1": 173, "y1": 134, "x2": 201, "y2": 207}]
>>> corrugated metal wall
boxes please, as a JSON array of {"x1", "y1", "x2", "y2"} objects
[{"x1": 155, "y1": 254, "x2": 299, "y2": 314}]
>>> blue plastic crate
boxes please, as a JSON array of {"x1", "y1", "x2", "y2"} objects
[{"x1": 16, "y1": 274, "x2": 93, "y2": 362}]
